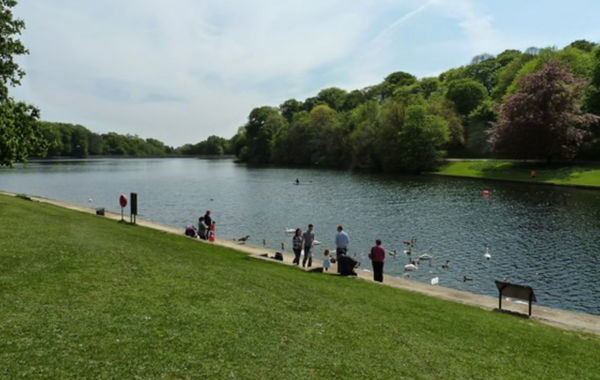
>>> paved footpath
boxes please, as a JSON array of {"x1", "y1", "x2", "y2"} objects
[{"x1": 8, "y1": 191, "x2": 600, "y2": 338}]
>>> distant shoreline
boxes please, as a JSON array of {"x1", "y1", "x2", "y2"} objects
[{"x1": 26, "y1": 155, "x2": 237, "y2": 162}]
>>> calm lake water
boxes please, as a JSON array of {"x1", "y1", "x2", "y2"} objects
[{"x1": 1, "y1": 158, "x2": 600, "y2": 315}]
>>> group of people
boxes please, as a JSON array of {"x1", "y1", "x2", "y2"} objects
[
  {"x1": 198, "y1": 210, "x2": 216, "y2": 241},
  {"x1": 290, "y1": 224, "x2": 387, "y2": 282}
]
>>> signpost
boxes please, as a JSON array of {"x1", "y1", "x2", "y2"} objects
[{"x1": 119, "y1": 194, "x2": 128, "y2": 221}]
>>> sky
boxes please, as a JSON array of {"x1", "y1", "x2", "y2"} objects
[{"x1": 11, "y1": 0, "x2": 600, "y2": 147}]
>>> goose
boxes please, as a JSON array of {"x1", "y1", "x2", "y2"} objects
[
  {"x1": 463, "y1": 276, "x2": 473, "y2": 282},
  {"x1": 484, "y1": 247, "x2": 491, "y2": 260},
  {"x1": 237, "y1": 235, "x2": 250, "y2": 243},
  {"x1": 281, "y1": 242, "x2": 285, "y2": 251},
  {"x1": 442, "y1": 260, "x2": 450, "y2": 269},
  {"x1": 262, "y1": 239, "x2": 266, "y2": 247},
  {"x1": 403, "y1": 248, "x2": 412, "y2": 255},
  {"x1": 285, "y1": 228, "x2": 295, "y2": 234},
  {"x1": 386, "y1": 250, "x2": 397, "y2": 259}
]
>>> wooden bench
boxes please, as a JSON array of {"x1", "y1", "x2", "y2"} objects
[{"x1": 494, "y1": 280, "x2": 537, "y2": 317}]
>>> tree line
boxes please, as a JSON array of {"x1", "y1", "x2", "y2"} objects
[
  {"x1": 39, "y1": 122, "x2": 237, "y2": 158},
  {"x1": 217, "y1": 39, "x2": 600, "y2": 172},
  {"x1": 1, "y1": 0, "x2": 599, "y2": 170}
]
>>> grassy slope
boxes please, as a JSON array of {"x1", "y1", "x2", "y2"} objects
[
  {"x1": 434, "y1": 161, "x2": 600, "y2": 187},
  {"x1": 0, "y1": 194, "x2": 599, "y2": 380}
]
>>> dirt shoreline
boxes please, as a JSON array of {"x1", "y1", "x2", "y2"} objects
[{"x1": 4, "y1": 191, "x2": 599, "y2": 338}]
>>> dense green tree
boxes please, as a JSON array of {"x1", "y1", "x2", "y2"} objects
[
  {"x1": 466, "y1": 100, "x2": 497, "y2": 155},
  {"x1": 412, "y1": 77, "x2": 440, "y2": 99},
  {"x1": 397, "y1": 105, "x2": 449, "y2": 173},
  {"x1": 316, "y1": 87, "x2": 347, "y2": 111},
  {"x1": 0, "y1": 0, "x2": 46, "y2": 166},
  {"x1": 568, "y1": 39, "x2": 597, "y2": 53},
  {"x1": 489, "y1": 61, "x2": 599, "y2": 162},
  {"x1": 465, "y1": 57, "x2": 501, "y2": 94},
  {"x1": 348, "y1": 101, "x2": 381, "y2": 168},
  {"x1": 244, "y1": 106, "x2": 281, "y2": 163},
  {"x1": 496, "y1": 49, "x2": 522, "y2": 67},
  {"x1": 279, "y1": 99, "x2": 303, "y2": 122},
  {"x1": 493, "y1": 53, "x2": 534, "y2": 100},
  {"x1": 343, "y1": 89, "x2": 367, "y2": 111},
  {"x1": 445, "y1": 78, "x2": 488, "y2": 116}
]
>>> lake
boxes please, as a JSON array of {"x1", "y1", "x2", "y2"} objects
[{"x1": 1, "y1": 158, "x2": 600, "y2": 315}]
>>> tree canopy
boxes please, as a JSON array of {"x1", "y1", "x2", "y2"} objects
[
  {"x1": 0, "y1": 0, "x2": 46, "y2": 166},
  {"x1": 489, "y1": 61, "x2": 599, "y2": 162}
]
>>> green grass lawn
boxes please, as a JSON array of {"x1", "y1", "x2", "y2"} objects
[
  {"x1": 434, "y1": 161, "x2": 600, "y2": 187},
  {"x1": 1, "y1": 194, "x2": 599, "y2": 379}
]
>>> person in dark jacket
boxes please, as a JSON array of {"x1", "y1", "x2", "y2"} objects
[
  {"x1": 370, "y1": 239, "x2": 386, "y2": 282},
  {"x1": 203, "y1": 210, "x2": 212, "y2": 228},
  {"x1": 198, "y1": 216, "x2": 208, "y2": 240},
  {"x1": 337, "y1": 253, "x2": 358, "y2": 276}
]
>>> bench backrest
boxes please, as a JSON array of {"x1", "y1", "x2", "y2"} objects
[{"x1": 495, "y1": 280, "x2": 536, "y2": 302}]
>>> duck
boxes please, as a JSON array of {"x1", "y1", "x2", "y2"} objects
[
  {"x1": 403, "y1": 248, "x2": 412, "y2": 255},
  {"x1": 442, "y1": 260, "x2": 450, "y2": 269},
  {"x1": 484, "y1": 247, "x2": 491, "y2": 260},
  {"x1": 237, "y1": 235, "x2": 250, "y2": 243}
]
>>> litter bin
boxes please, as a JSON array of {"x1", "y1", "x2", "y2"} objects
[{"x1": 95, "y1": 207, "x2": 105, "y2": 216}]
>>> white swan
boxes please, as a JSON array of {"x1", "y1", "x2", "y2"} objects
[
  {"x1": 484, "y1": 247, "x2": 491, "y2": 260},
  {"x1": 404, "y1": 260, "x2": 419, "y2": 271},
  {"x1": 419, "y1": 248, "x2": 433, "y2": 261},
  {"x1": 285, "y1": 228, "x2": 295, "y2": 234},
  {"x1": 314, "y1": 240, "x2": 322, "y2": 245}
]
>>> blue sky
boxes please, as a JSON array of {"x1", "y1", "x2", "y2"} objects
[{"x1": 12, "y1": 0, "x2": 600, "y2": 146}]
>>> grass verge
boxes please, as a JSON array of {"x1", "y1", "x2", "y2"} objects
[
  {"x1": 0, "y1": 194, "x2": 599, "y2": 379},
  {"x1": 433, "y1": 161, "x2": 600, "y2": 187}
]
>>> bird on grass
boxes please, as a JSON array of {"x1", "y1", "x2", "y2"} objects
[{"x1": 237, "y1": 235, "x2": 250, "y2": 243}]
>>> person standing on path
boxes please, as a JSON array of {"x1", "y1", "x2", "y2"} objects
[
  {"x1": 292, "y1": 228, "x2": 303, "y2": 266},
  {"x1": 370, "y1": 239, "x2": 386, "y2": 282},
  {"x1": 302, "y1": 224, "x2": 315, "y2": 268},
  {"x1": 335, "y1": 225, "x2": 349, "y2": 258},
  {"x1": 203, "y1": 210, "x2": 212, "y2": 229}
]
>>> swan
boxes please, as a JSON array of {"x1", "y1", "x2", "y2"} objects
[
  {"x1": 419, "y1": 248, "x2": 434, "y2": 261},
  {"x1": 285, "y1": 228, "x2": 295, "y2": 234},
  {"x1": 484, "y1": 247, "x2": 491, "y2": 260},
  {"x1": 314, "y1": 240, "x2": 322, "y2": 245},
  {"x1": 404, "y1": 259, "x2": 419, "y2": 272}
]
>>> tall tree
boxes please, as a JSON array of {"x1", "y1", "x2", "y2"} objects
[
  {"x1": 489, "y1": 61, "x2": 599, "y2": 162},
  {"x1": 445, "y1": 78, "x2": 488, "y2": 116},
  {"x1": 0, "y1": 0, "x2": 46, "y2": 166}
]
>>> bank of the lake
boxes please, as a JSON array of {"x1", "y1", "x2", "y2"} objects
[
  {"x1": 1, "y1": 193, "x2": 600, "y2": 379},
  {"x1": 433, "y1": 160, "x2": 600, "y2": 188}
]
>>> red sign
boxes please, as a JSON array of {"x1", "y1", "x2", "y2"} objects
[{"x1": 119, "y1": 194, "x2": 128, "y2": 208}]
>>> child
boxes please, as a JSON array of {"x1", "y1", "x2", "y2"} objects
[
  {"x1": 208, "y1": 221, "x2": 216, "y2": 242},
  {"x1": 322, "y1": 249, "x2": 331, "y2": 272}
]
